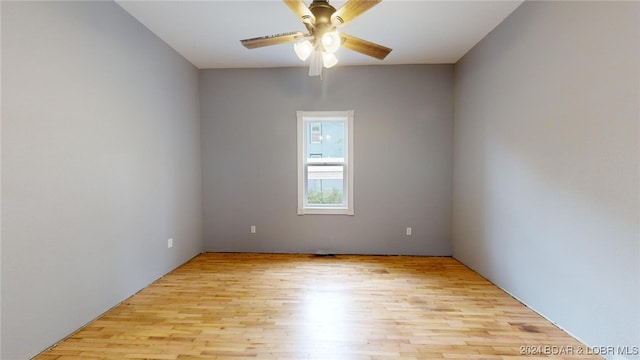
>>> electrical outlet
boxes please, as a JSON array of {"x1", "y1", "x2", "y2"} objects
[
  {"x1": 406, "y1": 227, "x2": 412, "y2": 236},
  {"x1": 168, "y1": 238, "x2": 173, "y2": 248},
  {"x1": 250, "y1": 225, "x2": 256, "y2": 234}
]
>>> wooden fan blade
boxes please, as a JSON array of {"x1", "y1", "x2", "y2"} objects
[
  {"x1": 340, "y1": 32, "x2": 391, "y2": 60},
  {"x1": 331, "y1": 0, "x2": 381, "y2": 26},
  {"x1": 283, "y1": 0, "x2": 315, "y2": 23},
  {"x1": 240, "y1": 32, "x2": 305, "y2": 49}
]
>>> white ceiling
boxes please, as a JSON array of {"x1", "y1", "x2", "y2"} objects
[{"x1": 115, "y1": 0, "x2": 524, "y2": 69}]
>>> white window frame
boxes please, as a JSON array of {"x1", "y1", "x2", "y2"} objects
[{"x1": 297, "y1": 110, "x2": 354, "y2": 215}]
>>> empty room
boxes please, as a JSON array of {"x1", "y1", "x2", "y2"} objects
[{"x1": 1, "y1": 0, "x2": 638, "y2": 359}]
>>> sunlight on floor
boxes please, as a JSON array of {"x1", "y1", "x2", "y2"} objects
[{"x1": 301, "y1": 283, "x2": 353, "y2": 357}]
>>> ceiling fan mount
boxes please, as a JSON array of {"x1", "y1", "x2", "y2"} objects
[{"x1": 240, "y1": 0, "x2": 392, "y2": 77}]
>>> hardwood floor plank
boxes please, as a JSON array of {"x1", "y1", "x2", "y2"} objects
[{"x1": 35, "y1": 253, "x2": 601, "y2": 359}]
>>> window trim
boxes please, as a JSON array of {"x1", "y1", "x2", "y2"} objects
[{"x1": 297, "y1": 110, "x2": 354, "y2": 215}]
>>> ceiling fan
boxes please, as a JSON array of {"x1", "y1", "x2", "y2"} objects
[{"x1": 240, "y1": 0, "x2": 392, "y2": 77}]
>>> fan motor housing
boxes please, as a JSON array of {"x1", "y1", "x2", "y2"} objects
[{"x1": 309, "y1": 0, "x2": 337, "y2": 27}]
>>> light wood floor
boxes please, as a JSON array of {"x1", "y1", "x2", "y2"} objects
[{"x1": 36, "y1": 253, "x2": 601, "y2": 360}]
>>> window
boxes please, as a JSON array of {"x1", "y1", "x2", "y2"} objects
[{"x1": 297, "y1": 111, "x2": 354, "y2": 215}]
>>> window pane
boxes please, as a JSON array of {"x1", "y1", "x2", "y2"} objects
[
  {"x1": 305, "y1": 121, "x2": 345, "y2": 159},
  {"x1": 307, "y1": 165, "x2": 344, "y2": 205}
]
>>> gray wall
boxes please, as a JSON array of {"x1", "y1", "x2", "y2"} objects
[
  {"x1": 453, "y1": 1, "x2": 639, "y2": 356},
  {"x1": 1, "y1": 2, "x2": 203, "y2": 359},
  {"x1": 201, "y1": 65, "x2": 453, "y2": 256}
]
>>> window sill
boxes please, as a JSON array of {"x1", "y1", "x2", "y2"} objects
[{"x1": 297, "y1": 208, "x2": 354, "y2": 215}]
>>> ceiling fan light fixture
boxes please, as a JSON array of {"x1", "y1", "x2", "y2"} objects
[
  {"x1": 321, "y1": 31, "x2": 341, "y2": 53},
  {"x1": 322, "y1": 52, "x2": 338, "y2": 68},
  {"x1": 294, "y1": 38, "x2": 314, "y2": 61}
]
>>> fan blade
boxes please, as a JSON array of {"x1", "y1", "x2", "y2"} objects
[
  {"x1": 283, "y1": 0, "x2": 315, "y2": 24},
  {"x1": 331, "y1": 0, "x2": 381, "y2": 26},
  {"x1": 340, "y1": 33, "x2": 391, "y2": 60},
  {"x1": 240, "y1": 32, "x2": 305, "y2": 49}
]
